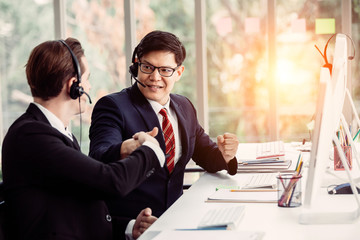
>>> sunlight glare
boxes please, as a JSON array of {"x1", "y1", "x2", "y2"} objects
[{"x1": 276, "y1": 59, "x2": 306, "y2": 85}]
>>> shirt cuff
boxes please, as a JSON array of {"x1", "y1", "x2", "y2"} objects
[
  {"x1": 142, "y1": 141, "x2": 165, "y2": 167},
  {"x1": 125, "y1": 219, "x2": 136, "y2": 240}
]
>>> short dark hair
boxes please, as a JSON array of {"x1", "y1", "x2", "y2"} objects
[
  {"x1": 26, "y1": 37, "x2": 84, "y2": 100},
  {"x1": 135, "y1": 30, "x2": 186, "y2": 66}
]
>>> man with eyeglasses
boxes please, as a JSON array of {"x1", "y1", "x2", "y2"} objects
[{"x1": 89, "y1": 30, "x2": 239, "y2": 240}]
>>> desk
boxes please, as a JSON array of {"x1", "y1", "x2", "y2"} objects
[
  {"x1": 139, "y1": 172, "x2": 360, "y2": 240},
  {"x1": 139, "y1": 146, "x2": 360, "y2": 240}
]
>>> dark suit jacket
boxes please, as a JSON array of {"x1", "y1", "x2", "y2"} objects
[
  {"x1": 2, "y1": 103, "x2": 160, "y2": 240},
  {"x1": 89, "y1": 84, "x2": 237, "y2": 230}
]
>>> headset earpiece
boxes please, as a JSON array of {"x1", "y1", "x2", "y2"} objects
[
  {"x1": 129, "y1": 45, "x2": 139, "y2": 78},
  {"x1": 69, "y1": 80, "x2": 84, "y2": 100},
  {"x1": 129, "y1": 62, "x2": 139, "y2": 78}
]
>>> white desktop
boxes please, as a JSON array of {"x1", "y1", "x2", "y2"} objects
[
  {"x1": 138, "y1": 143, "x2": 360, "y2": 239},
  {"x1": 139, "y1": 170, "x2": 360, "y2": 240}
]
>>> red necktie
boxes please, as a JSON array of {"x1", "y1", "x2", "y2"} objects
[{"x1": 159, "y1": 108, "x2": 175, "y2": 173}]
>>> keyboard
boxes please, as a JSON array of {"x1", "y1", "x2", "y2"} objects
[
  {"x1": 256, "y1": 141, "x2": 285, "y2": 159},
  {"x1": 241, "y1": 173, "x2": 277, "y2": 189},
  {"x1": 198, "y1": 205, "x2": 245, "y2": 229}
]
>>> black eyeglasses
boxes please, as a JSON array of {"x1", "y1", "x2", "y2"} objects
[{"x1": 139, "y1": 62, "x2": 179, "y2": 77}]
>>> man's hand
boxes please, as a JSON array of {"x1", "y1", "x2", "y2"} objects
[
  {"x1": 120, "y1": 138, "x2": 141, "y2": 159},
  {"x1": 133, "y1": 127, "x2": 159, "y2": 146},
  {"x1": 132, "y1": 208, "x2": 157, "y2": 239},
  {"x1": 217, "y1": 133, "x2": 239, "y2": 163},
  {"x1": 120, "y1": 127, "x2": 159, "y2": 158}
]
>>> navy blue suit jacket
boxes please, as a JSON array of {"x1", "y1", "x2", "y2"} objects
[
  {"x1": 2, "y1": 103, "x2": 160, "y2": 240},
  {"x1": 89, "y1": 84, "x2": 237, "y2": 229}
]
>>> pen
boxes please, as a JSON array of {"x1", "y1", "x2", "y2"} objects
[
  {"x1": 239, "y1": 159, "x2": 281, "y2": 164},
  {"x1": 294, "y1": 152, "x2": 301, "y2": 171},
  {"x1": 297, "y1": 161, "x2": 303, "y2": 175},
  {"x1": 353, "y1": 128, "x2": 360, "y2": 141},
  {"x1": 296, "y1": 156, "x2": 303, "y2": 174},
  {"x1": 230, "y1": 189, "x2": 278, "y2": 192},
  {"x1": 340, "y1": 125, "x2": 346, "y2": 146}
]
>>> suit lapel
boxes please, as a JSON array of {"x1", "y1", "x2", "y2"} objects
[
  {"x1": 129, "y1": 84, "x2": 166, "y2": 152},
  {"x1": 169, "y1": 96, "x2": 190, "y2": 171}
]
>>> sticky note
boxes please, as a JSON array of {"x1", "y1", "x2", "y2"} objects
[
  {"x1": 291, "y1": 18, "x2": 306, "y2": 33},
  {"x1": 315, "y1": 18, "x2": 335, "y2": 34},
  {"x1": 245, "y1": 17, "x2": 260, "y2": 34}
]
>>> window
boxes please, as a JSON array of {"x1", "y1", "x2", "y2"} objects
[
  {"x1": 66, "y1": 0, "x2": 126, "y2": 152},
  {"x1": 1, "y1": 0, "x2": 359, "y2": 164},
  {"x1": 0, "y1": 0, "x2": 54, "y2": 179}
]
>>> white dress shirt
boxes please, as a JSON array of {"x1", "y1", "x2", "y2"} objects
[{"x1": 148, "y1": 99, "x2": 182, "y2": 165}]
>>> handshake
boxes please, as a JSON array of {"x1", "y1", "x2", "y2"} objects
[{"x1": 121, "y1": 127, "x2": 160, "y2": 158}]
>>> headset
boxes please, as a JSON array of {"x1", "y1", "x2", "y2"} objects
[
  {"x1": 129, "y1": 45, "x2": 146, "y2": 88},
  {"x1": 129, "y1": 45, "x2": 139, "y2": 78},
  {"x1": 58, "y1": 39, "x2": 92, "y2": 149},
  {"x1": 315, "y1": 33, "x2": 356, "y2": 75},
  {"x1": 58, "y1": 40, "x2": 92, "y2": 103}
]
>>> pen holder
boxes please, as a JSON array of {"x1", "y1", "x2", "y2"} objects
[
  {"x1": 277, "y1": 173, "x2": 302, "y2": 208},
  {"x1": 334, "y1": 145, "x2": 352, "y2": 171}
]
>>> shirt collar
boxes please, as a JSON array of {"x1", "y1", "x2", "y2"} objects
[
  {"x1": 148, "y1": 98, "x2": 171, "y2": 114},
  {"x1": 32, "y1": 102, "x2": 73, "y2": 140}
]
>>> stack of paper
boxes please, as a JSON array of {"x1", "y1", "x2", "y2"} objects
[
  {"x1": 237, "y1": 159, "x2": 293, "y2": 173},
  {"x1": 206, "y1": 189, "x2": 278, "y2": 203}
]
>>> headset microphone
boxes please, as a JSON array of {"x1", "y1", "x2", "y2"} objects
[
  {"x1": 134, "y1": 77, "x2": 147, "y2": 88},
  {"x1": 79, "y1": 88, "x2": 92, "y2": 104},
  {"x1": 129, "y1": 65, "x2": 146, "y2": 88}
]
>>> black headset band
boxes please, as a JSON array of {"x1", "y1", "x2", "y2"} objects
[
  {"x1": 323, "y1": 33, "x2": 356, "y2": 63},
  {"x1": 58, "y1": 40, "x2": 81, "y2": 83}
]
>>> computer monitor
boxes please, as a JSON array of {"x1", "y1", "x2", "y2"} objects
[
  {"x1": 299, "y1": 34, "x2": 360, "y2": 224},
  {"x1": 301, "y1": 67, "x2": 333, "y2": 210}
]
